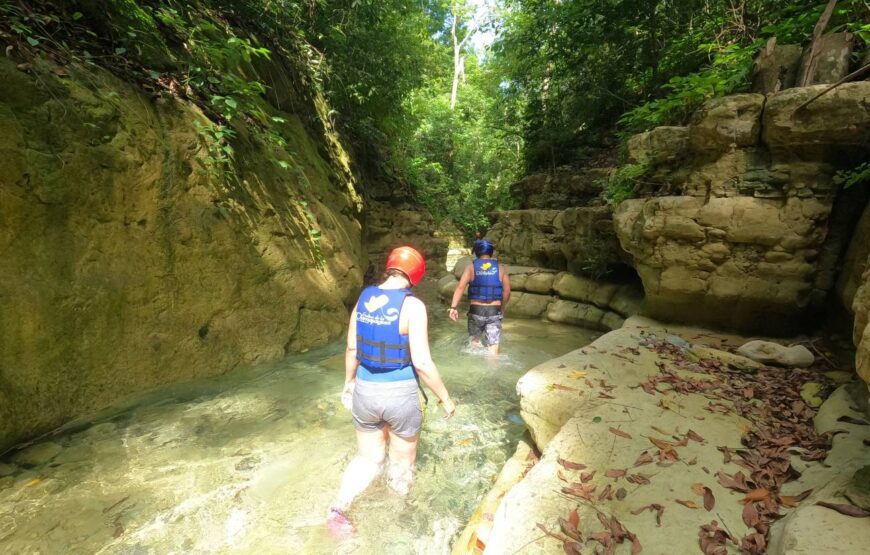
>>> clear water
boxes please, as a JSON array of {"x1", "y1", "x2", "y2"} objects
[{"x1": 0, "y1": 281, "x2": 597, "y2": 554}]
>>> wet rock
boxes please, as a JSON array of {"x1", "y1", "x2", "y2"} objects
[
  {"x1": 600, "y1": 311, "x2": 625, "y2": 331},
  {"x1": 824, "y1": 371, "x2": 855, "y2": 385},
  {"x1": 552, "y1": 273, "x2": 617, "y2": 307},
  {"x1": 11, "y1": 441, "x2": 63, "y2": 467},
  {"x1": 736, "y1": 340, "x2": 814, "y2": 368},
  {"x1": 0, "y1": 463, "x2": 16, "y2": 477}
]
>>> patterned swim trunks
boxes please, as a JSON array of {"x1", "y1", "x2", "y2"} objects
[{"x1": 467, "y1": 305, "x2": 503, "y2": 346}]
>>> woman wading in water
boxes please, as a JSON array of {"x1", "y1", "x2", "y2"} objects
[{"x1": 327, "y1": 246, "x2": 456, "y2": 538}]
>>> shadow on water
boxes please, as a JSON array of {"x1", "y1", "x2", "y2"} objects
[{"x1": 0, "y1": 280, "x2": 599, "y2": 554}]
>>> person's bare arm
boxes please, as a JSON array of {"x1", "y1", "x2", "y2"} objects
[
  {"x1": 407, "y1": 298, "x2": 455, "y2": 416},
  {"x1": 345, "y1": 309, "x2": 359, "y2": 385},
  {"x1": 448, "y1": 264, "x2": 474, "y2": 321},
  {"x1": 501, "y1": 267, "x2": 511, "y2": 316}
]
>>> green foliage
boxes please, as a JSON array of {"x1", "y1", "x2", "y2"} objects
[
  {"x1": 835, "y1": 162, "x2": 870, "y2": 189},
  {"x1": 494, "y1": 0, "x2": 870, "y2": 170},
  {"x1": 604, "y1": 163, "x2": 648, "y2": 205}
]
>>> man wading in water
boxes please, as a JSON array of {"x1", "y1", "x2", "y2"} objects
[
  {"x1": 448, "y1": 239, "x2": 511, "y2": 355},
  {"x1": 327, "y1": 246, "x2": 456, "y2": 538}
]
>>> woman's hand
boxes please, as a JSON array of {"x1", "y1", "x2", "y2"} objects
[
  {"x1": 448, "y1": 307, "x2": 459, "y2": 322},
  {"x1": 441, "y1": 397, "x2": 456, "y2": 418},
  {"x1": 341, "y1": 380, "x2": 355, "y2": 411}
]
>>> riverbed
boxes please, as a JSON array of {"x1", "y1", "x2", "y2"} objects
[{"x1": 0, "y1": 281, "x2": 598, "y2": 554}]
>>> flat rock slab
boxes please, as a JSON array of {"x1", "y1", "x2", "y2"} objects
[
  {"x1": 11, "y1": 442, "x2": 63, "y2": 468},
  {"x1": 478, "y1": 318, "x2": 758, "y2": 554}
]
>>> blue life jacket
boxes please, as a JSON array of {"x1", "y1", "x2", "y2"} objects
[
  {"x1": 469, "y1": 258, "x2": 503, "y2": 302},
  {"x1": 355, "y1": 286, "x2": 415, "y2": 381}
]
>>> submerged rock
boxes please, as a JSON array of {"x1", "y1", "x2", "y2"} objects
[
  {"x1": 11, "y1": 442, "x2": 63, "y2": 467},
  {"x1": 737, "y1": 340, "x2": 814, "y2": 368}
]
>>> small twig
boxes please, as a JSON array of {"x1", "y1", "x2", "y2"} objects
[
  {"x1": 795, "y1": 62, "x2": 870, "y2": 113},
  {"x1": 511, "y1": 533, "x2": 550, "y2": 554}
]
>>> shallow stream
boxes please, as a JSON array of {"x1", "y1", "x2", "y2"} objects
[{"x1": 0, "y1": 281, "x2": 597, "y2": 554}]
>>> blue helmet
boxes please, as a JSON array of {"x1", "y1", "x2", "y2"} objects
[{"x1": 474, "y1": 239, "x2": 494, "y2": 256}]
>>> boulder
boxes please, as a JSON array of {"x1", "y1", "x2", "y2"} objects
[
  {"x1": 523, "y1": 271, "x2": 556, "y2": 294},
  {"x1": 600, "y1": 311, "x2": 625, "y2": 330},
  {"x1": 736, "y1": 340, "x2": 814, "y2": 368},
  {"x1": 506, "y1": 292, "x2": 552, "y2": 319},
  {"x1": 552, "y1": 273, "x2": 618, "y2": 308},
  {"x1": 796, "y1": 32, "x2": 854, "y2": 86},
  {"x1": 452, "y1": 255, "x2": 473, "y2": 279},
  {"x1": 437, "y1": 274, "x2": 458, "y2": 299},
  {"x1": 11, "y1": 441, "x2": 63, "y2": 467},
  {"x1": 690, "y1": 345, "x2": 764, "y2": 373},
  {"x1": 626, "y1": 126, "x2": 689, "y2": 165},
  {"x1": 0, "y1": 463, "x2": 16, "y2": 477},
  {"x1": 546, "y1": 300, "x2": 605, "y2": 328},
  {"x1": 751, "y1": 41, "x2": 802, "y2": 94},
  {"x1": 763, "y1": 82, "x2": 870, "y2": 149},
  {"x1": 689, "y1": 94, "x2": 765, "y2": 152}
]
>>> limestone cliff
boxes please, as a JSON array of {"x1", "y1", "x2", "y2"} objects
[
  {"x1": 0, "y1": 52, "x2": 364, "y2": 450},
  {"x1": 614, "y1": 83, "x2": 870, "y2": 334}
]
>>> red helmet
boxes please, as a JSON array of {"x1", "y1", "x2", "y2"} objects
[{"x1": 386, "y1": 246, "x2": 425, "y2": 286}]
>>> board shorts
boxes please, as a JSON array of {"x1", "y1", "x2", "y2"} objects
[
  {"x1": 352, "y1": 378, "x2": 424, "y2": 438},
  {"x1": 468, "y1": 304, "x2": 503, "y2": 346}
]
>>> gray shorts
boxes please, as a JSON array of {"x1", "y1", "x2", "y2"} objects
[
  {"x1": 468, "y1": 306, "x2": 503, "y2": 346},
  {"x1": 352, "y1": 379, "x2": 423, "y2": 438}
]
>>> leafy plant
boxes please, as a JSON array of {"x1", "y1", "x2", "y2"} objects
[
  {"x1": 834, "y1": 162, "x2": 870, "y2": 189},
  {"x1": 604, "y1": 163, "x2": 649, "y2": 205}
]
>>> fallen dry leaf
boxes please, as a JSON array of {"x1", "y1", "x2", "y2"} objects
[
  {"x1": 742, "y1": 488, "x2": 770, "y2": 503},
  {"x1": 816, "y1": 501, "x2": 870, "y2": 518},
  {"x1": 605, "y1": 468, "x2": 627, "y2": 478},
  {"x1": 676, "y1": 499, "x2": 700, "y2": 509},
  {"x1": 631, "y1": 503, "x2": 664, "y2": 526},
  {"x1": 580, "y1": 470, "x2": 596, "y2": 483},
  {"x1": 557, "y1": 458, "x2": 587, "y2": 471},
  {"x1": 549, "y1": 383, "x2": 579, "y2": 392},
  {"x1": 609, "y1": 427, "x2": 632, "y2": 439},
  {"x1": 779, "y1": 489, "x2": 813, "y2": 508},
  {"x1": 691, "y1": 483, "x2": 705, "y2": 495},
  {"x1": 742, "y1": 501, "x2": 759, "y2": 528},
  {"x1": 633, "y1": 451, "x2": 654, "y2": 467},
  {"x1": 686, "y1": 429, "x2": 705, "y2": 443},
  {"x1": 568, "y1": 371, "x2": 587, "y2": 379},
  {"x1": 703, "y1": 487, "x2": 715, "y2": 511}
]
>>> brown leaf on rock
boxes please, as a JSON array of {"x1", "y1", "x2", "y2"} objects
[
  {"x1": 816, "y1": 501, "x2": 870, "y2": 517},
  {"x1": 691, "y1": 483, "x2": 705, "y2": 495},
  {"x1": 580, "y1": 470, "x2": 596, "y2": 483},
  {"x1": 651, "y1": 425, "x2": 671, "y2": 435},
  {"x1": 569, "y1": 508, "x2": 579, "y2": 529},
  {"x1": 633, "y1": 451, "x2": 654, "y2": 467},
  {"x1": 742, "y1": 488, "x2": 770, "y2": 503},
  {"x1": 550, "y1": 383, "x2": 579, "y2": 392},
  {"x1": 557, "y1": 458, "x2": 587, "y2": 471},
  {"x1": 609, "y1": 427, "x2": 632, "y2": 439},
  {"x1": 557, "y1": 470, "x2": 568, "y2": 482},
  {"x1": 562, "y1": 483, "x2": 597, "y2": 501},
  {"x1": 562, "y1": 540, "x2": 583, "y2": 555},
  {"x1": 605, "y1": 468, "x2": 626, "y2": 478},
  {"x1": 676, "y1": 499, "x2": 699, "y2": 509},
  {"x1": 686, "y1": 429, "x2": 705, "y2": 443},
  {"x1": 626, "y1": 473, "x2": 651, "y2": 485},
  {"x1": 629, "y1": 532, "x2": 643, "y2": 554},
  {"x1": 703, "y1": 487, "x2": 715, "y2": 511},
  {"x1": 599, "y1": 484, "x2": 613, "y2": 501},
  {"x1": 779, "y1": 489, "x2": 813, "y2": 508},
  {"x1": 716, "y1": 470, "x2": 750, "y2": 493},
  {"x1": 560, "y1": 513, "x2": 582, "y2": 541},
  {"x1": 631, "y1": 503, "x2": 665, "y2": 526},
  {"x1": 742, "y1": 501, "x2": 759, "y2": 528}
]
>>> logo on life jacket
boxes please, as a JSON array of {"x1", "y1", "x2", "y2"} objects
[
  {"x1": 358, "y1": 294, "x2": 400, "y2": 325},
  {"x1": 481, "y1": 262, "x2": 492, "y2": 270}
]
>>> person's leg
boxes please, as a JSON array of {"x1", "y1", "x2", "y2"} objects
[
  {"x1": 386, "y1": 431, "x2": 419, "y2": 496},
  {"x1": 484, "y1": 313, "x2": 502, "y2": 356},
  {"x1": 467, "y1": 313, "x2": 484, "y2": 348},
  {"x1": 333, "y1": 428, "x2": 387, "y2": 511}
]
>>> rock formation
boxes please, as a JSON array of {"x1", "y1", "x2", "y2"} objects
[
  {"x1": 0, "y1": 54, "x2": 365, "y2": 451},
  {"x1": 614, "y1": 82, "x2": 870, "y2": 334}
]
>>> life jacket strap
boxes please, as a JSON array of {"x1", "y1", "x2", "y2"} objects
[{"x1": 357, "y1": 337, "x2": 412, "y2": 365}]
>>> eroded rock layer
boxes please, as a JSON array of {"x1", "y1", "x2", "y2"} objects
[{"x1": 614, "y1": 82, "x2": 870, "y2": 335}]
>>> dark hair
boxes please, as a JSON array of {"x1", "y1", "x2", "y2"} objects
[{"x1": 381, "y1": 267, "x2": 412, "y2": 286}]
